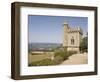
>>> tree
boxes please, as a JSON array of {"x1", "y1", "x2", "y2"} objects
[{"x1": 80, "y1": 36, "x2": 88, "y2": 53}]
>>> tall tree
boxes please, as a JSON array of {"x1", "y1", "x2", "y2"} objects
[{"x1": 80, "y1": 35, "x2": 88, "y2": 53}]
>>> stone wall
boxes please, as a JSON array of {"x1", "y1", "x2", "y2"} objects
[{"x1": 67, "y1": 47, "x2": 79, "y2": 53}]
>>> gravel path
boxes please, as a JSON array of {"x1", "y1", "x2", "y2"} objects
[{"x1": 61, "y1": 53, "x2": 88, "y2": 65}]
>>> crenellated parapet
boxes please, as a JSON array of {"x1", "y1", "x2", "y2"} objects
[{"x1": 68, "y1": 26, "x2": 83, "y2": 35}]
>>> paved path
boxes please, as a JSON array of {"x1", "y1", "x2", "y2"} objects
[{"x1": 61, "y1": 53, "x2": 88, "y2": 65}]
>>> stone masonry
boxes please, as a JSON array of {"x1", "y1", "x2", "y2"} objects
[{"x1": 63, "y1": 21, "x2": 83, "y2": 53}]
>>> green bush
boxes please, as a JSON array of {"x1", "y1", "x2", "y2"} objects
[
  {"x1": 80, "y1": 36, "x2": 88, "y2": 53},
  {"x1": 67, "y1": 51, "x2": 77, "y2": 56},
  {"x1": 54, "y1": 50, "x2": 67, "y2": 60},
  {"x1": 54, "y1": 50, "x2": 77, "y2": 61},
  {"x1": 53, "y1": 56, "x2": 63, "y2": 64},
  {"x1": 29, "y1": 59, "x2": 55, "y2": 66}
]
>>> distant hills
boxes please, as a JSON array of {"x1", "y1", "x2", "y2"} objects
[{"x1": 28, "y1": 42, "x2": 62, "y2": 51}]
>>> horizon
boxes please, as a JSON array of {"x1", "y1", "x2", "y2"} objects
[{"x1": 28, "y1": 42, "x2": 63, "y2": 44}]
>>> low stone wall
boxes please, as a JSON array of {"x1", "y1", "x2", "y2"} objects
[{"x1": 67, "y1": 47, "x2": 79, "y2": 53}]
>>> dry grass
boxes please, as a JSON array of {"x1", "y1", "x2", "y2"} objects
[{"x1": 28, "y1": 52, "x2": 54, "y2": 64}]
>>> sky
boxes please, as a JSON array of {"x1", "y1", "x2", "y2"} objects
[{"x1": 28, "y1": 15, "x2": 88, "y2": 43}]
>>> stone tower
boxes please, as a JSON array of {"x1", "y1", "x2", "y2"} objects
[
  {"x1": 63, "y1": 21, "x2": 69, "y2": 47},
  {"x1": 62, "y1": 21, "x2": 83, "y2": 52}
]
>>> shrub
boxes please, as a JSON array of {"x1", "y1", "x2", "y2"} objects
[
  {"x1": 53, "y1": 56, "x2": 63, "y2": 64},
  {"x1": 67, "y1": 51, "x2": 77, "y2": 56},
  {"x1": 54, "y1": 50, "x2": 77, "y2": 61},
  {"x1": 54, "y1": 50, "x2": 67, "y2": 60},
  {"x1": 80, "y1": 36, "x2": 88, "y2": 53}
]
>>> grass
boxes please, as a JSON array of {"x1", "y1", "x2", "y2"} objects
[
  {"x1": 29, "y1": 59, "x2": 55, "y2": 66},
  {"x1": 28, "y1": 52, "x2": 54, "y2": 64}
]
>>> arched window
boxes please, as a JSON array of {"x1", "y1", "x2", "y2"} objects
[{"x1": 71, "y1": 36, "x2": 74, "y2": 45}]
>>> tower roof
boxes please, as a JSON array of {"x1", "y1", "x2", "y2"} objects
[{"x1": 63, "y1": 20, "x2": 68, "y2": 25}]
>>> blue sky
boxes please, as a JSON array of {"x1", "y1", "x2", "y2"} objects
[{"x1": 28, "y1": 15, "x2": 88, "y2": 43}]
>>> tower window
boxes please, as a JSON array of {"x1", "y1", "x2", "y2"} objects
[{"x1": 71, "y1": 36, "x2": 74, "y2": 45}]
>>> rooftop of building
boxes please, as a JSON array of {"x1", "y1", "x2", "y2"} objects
[{"x1": 63, "y1": 21, "x2": 83, "y2": 35}]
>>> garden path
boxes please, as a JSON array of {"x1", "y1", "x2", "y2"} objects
[{"x1": 61, "y1": 53, "x2": 88, "y2": 65}]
